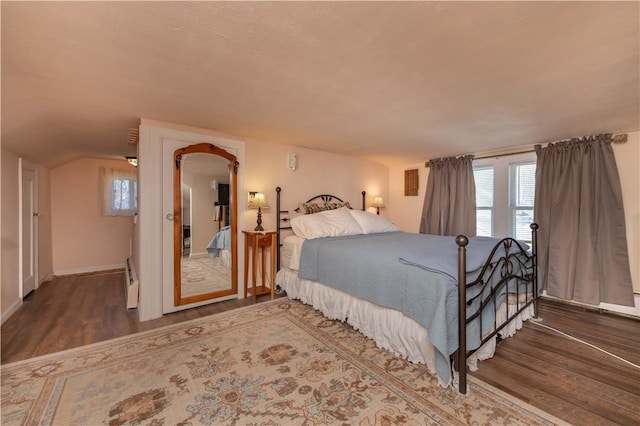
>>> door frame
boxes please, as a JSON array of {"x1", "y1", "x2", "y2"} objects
[
  {"x1": 136, "y1": 121, "x2": 246, "y2": 321},
  {"x1": 19, "y1": 158, "x2": 38, "y2": 298}
]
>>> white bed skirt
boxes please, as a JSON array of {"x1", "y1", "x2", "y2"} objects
[
  {"x1": 220, "y1": 249, "x2": 231, "y2": 269},
  {"x1": 277, "y1": 267, "x2": 535, "y2": 388}
]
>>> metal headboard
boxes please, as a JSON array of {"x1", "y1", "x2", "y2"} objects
[{"x1": 275, "y1": 187, "x2": 366, "y2": 270}]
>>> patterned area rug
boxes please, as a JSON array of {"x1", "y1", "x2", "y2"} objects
[
  {"x1": 181, "y1": 256, "x2": 231, "y2": 297},
  {"x1": 1, "y1": 299, "x2": 566, "y2": 425}
]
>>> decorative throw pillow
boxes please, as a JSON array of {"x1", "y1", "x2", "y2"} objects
[
  {"x1": 298, "y1": 201, "x2": 351, "y2": 214},
  {"x1": 298, "y1": 203, "x2": 326, "y2": 215},
  {"x1": 325, "y1": 201, "x2": 352, "y2": 211}
]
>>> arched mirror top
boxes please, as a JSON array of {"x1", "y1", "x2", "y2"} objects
[
  {"x1": 173, "y1": 142, "x2": 239, "y2": 306},
  {"x1": 174, "y1": 143, "x2": 239, "y2": 173}
]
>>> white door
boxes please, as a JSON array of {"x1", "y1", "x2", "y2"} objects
[{"x1": 20, "y1": 160, "x2": 38, "y2": 297}]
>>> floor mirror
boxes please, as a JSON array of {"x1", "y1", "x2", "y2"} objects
[{"x1": 173, "y1": 143, "x2": 238, "y2": 306}]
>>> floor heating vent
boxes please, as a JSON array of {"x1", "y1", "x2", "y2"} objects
[{"x1": 124, "y1": 257, "x2": 139, "y2": 309}]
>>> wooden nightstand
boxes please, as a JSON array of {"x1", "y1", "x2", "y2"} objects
[{"x1": 243, "y1": 230, "x2": 277, "y2": 303}]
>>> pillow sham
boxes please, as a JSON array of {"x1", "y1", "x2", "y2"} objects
[
  {"x1": 346, "y1": 209, "x2": 401, "y2": 234},
  {"x1": 290, "y1": 207, "x2": 363, "y2": 239},
  {"x1": 298, "y1": 201, "x2": 351, "y2": 214}
]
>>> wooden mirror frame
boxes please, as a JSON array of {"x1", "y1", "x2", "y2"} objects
[{"x1": 173, "y1": 143, "x2": 239, "y2": 306}]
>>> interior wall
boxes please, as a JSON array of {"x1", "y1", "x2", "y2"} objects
[
  {"x1": 50, "y1": 158, "x2": 135, "y2": 275},
  {"x1": 183, "y1": 172, "x2": 218, "y2": 255},
  {"x1": 245, "y1": 139, "x2": 389, "y2": 231},
  {"x1": 613, "y1": 131, "x2": 639, "y2": 294},
  {"x1": 37, "y1": 164, "x2": 54, "y2": 283},
  {"x1": 1, "y1": 148, "x2": 21, "y2": 321},
  {"x1": 387, "y1": 163, "x2": 429, "y2": 233}
]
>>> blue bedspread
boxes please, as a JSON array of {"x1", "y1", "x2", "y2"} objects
[
  {"x1": 298, "y1": 231, "x2": 518, "y2": 384},
  {"x1": 207, "y1": 226, "x2": 231, "y2": 258}
]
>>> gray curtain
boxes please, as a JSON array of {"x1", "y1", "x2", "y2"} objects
[
  {"x1": 534, "y1": 134, "x2": 634, "y2": 306},
  {"x1": 420, "y1": 155, "x2": 476, "y2": 237}
]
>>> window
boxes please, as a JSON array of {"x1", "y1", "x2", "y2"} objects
[
  {"x1": 473, "y1": 153, "x2": 536, "y2": 240},
  {"x1": 474, "y1": 166, "x2": 494, "y2": 237},
  {"x1": 510, "y1": 162, "x2": 536, "y2": 241},
  {"x1": 100, "y1": 167, "x2": 137, "y2": 216}
]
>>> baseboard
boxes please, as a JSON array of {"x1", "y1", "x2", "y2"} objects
[
  {"x1": 542, "y1": 291, "x2": 640, "y2": 319},
  {"x1": 1, "y1": 298, "x2": 23, "y2": 325},
  {"x1": 54, "y1": 263, "x2": 126, "y2": 277},
  {"x1": 38, "y1": 274, "x2": 55, "y2": 286},
  {"x1": 599, "y1": 293, "x2": 640, "y2": 318},
  {"x1": 189, "y1": 252, "x2": 209, "y2": 259}
]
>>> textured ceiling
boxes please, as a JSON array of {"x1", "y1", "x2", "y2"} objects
[{"x1": 2, "y1": 1, "x2": 639, "y2": 168}]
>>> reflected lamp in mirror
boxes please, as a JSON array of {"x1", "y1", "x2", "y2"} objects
[
  {"x1": 371, "y1": 196, "x2": 384, "y2": 215},
  {"x1": 126, "y1": 156, "x2": 138, "y2": 167},
  {"x1": 248, "y1": 192, "x2": 270, "y2": 231}
]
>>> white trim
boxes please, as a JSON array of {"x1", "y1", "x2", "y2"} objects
[
  {"x1": 18, "y1": 158, "x2": 24, "y2": 297},
  {"x1": 599, "y1": 293, "x2": 640, "y2": 318},
  {"x1": 19, "y1": 159, "x2": 39, "y2": 297},
  {"x1": 189, "y1": 251, "x2": 209, "y2": 259},
  {"x1": 1, "y1": 298, "x2": 23, "y2": 324},
  {"x1": 38, "y1": 274, "x2": 55, "y2": 286},
  {"x1": 53, "y1": 263, "x2": 125, "y2": 277},
  {"x1": 542, "y1": 291, "x2": 640, "y2": 318}
]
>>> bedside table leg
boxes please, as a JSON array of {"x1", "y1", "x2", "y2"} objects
[
  {"x1": 270, "y1": 238, "x2": 276, "y2": 299},
  {"x1": 252, "y1": 244, "x2": 258, "y2": 304},
  {"x1": 244, "y1": 236, "x2": 249, "y2": 300}
]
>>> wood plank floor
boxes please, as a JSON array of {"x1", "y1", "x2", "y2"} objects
[
  {"x1": 1, "y1": 270, "x2": 284, "y2": 363},
  {"x1": 2, "y1": 271, "x2": 639, "y2": 425},
  {"x1": 471, "y1": 299, "x2": 640, "y2": 426}
]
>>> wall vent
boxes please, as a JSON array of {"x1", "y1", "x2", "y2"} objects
[{"x1": 127, "y1": 128, "x2": 139, "y2": 145}]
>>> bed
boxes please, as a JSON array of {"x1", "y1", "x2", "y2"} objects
[
  {"x1": 206, "y1": 225, "x2": 231, "y2": 268},
  {"x1": 274, "y1": 187, "x2": 539, "y2": 394}
]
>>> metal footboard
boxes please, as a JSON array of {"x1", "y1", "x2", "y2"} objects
[{"x1": 456, "y1": 223, "x2": 539, "y2": 394}]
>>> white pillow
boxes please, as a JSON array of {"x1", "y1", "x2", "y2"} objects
[
  {"x1": 347, "y1": 209, "x2": 401, "y2": 234},
  {"x1": 290, "y1": 207, "x2": 363, "y2": 239}
]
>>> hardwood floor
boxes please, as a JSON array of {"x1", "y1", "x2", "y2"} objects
[
  {"x1": 471, "y1": 299, "x2": 640, "y2": 426},
  {"x1": 1, "y1": 270, "x2": 283, "y2": 364},
  {"x1": 2, "y1": 272, "x2": 639, "y2": 425}
]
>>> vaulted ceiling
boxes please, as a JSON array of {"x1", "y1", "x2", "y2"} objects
[{"x1": 2, "y1": 1, "x2": 638, "y2": 168}]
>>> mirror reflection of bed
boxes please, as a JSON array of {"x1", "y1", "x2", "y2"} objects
[
  {"x1": 180, "y1": 222, "x2": 232, "y2": 298},
  {"x1": 178, "y1": 152, "x2": 233, "y2": 299}
]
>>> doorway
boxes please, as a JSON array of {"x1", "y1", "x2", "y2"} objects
[{"x1": 19, "y1": 159, "x2": 38, "y2": 298}]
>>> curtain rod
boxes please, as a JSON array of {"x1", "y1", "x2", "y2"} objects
[{"x1": 424, "y1": 133, "x2": 628, "y2": 167}]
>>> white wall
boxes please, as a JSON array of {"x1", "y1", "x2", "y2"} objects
[
  {"x1": 50, "y1": 158, "x2": 135, "y2": 274},
  {"x1": 1, "y1": 148, "x2": 21, "y2": 321},
  {"x1": 37, "y1": 165, "x2": 54, "y2": 283},
  {"x1": 183, "y1": 172, "x2": 219, "y2": 255},
  {"x1": 613, "y1": 132, "x2": 639, "y2": 295},
  {"x1": 388, "y1": 163, "x2": 429, "y2": 233},
  {"x1": 245, "y1": 138, "x2": 389, "y2": 231}
]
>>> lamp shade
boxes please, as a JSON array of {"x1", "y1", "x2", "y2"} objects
[
  {"x1": 248, "y1": 193, "x2": 270, "y2": 209},
  {"x1": 371, "y1": 197, "x2": 384, "y2": 208}
]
